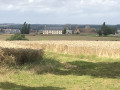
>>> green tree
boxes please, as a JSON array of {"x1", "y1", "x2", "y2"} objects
[
  {"x1": 97, "y1": 30, "x2": 102, "y2": 36},
  {"x1": 97, "y1": 22, "x2": 117, "y2": 36},
  {"x1": 63, "y1": 28, "x2": 66, "y2": 34},
  {"x1": 101, "y1": 22, "x2": 109, "y2": 36},
  {"x1": 27, "y1": 24, "x2": 30, "y2": 34},
  {"x1": 21, "y1": 22, "x2": 30, "y2": 34}
]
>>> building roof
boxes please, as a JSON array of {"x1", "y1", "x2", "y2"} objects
[{"x1": 45, "y1": 27, "x2": 64, "y2": 30}]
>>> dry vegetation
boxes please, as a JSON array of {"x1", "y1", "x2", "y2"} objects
[
  {"x1": 11, "y1": 41, "x2": 120, "y2": 58},
  {"x1": 0, "y1": 41, "x2": 43, "y2": 64},
  {"x1": 0, "y1": 41, "x2": 120, "y2": 90},
  {"x1": 0, "y1": 41, "x2": 120, "y2": 58}
]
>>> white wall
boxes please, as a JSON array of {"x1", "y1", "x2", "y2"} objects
[
  {"x1": 66, "y1": 30, "x2": 72, "y2": 34},
  {"x1": 43, "y1": 30, "x2": 62, "y2": 34}
]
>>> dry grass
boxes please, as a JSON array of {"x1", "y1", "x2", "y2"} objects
[
  {"x1": 0, "y1": 48, "x2": 15, "y2": 64},
  {"x1": 0, "y1": 41, "x2": 43, "y2": 64},
  {"x1": 0, "y1": 40, "x2": 120, "y2": 90},
  {"x1": 0, "y1": 41, "x2": 120, "y2": 59},
  {"x1": 5, "y1": 41, "x2": 120, "y2": 58}
]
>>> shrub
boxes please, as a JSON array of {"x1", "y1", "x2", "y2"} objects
[
  {"x1": 0, "y1": 48, "x2": 44, "y2": 65},
  {"x1": 0, "y1": 48, "x2": 15, "y2": 65},
  {"x1": 6, "y1": 34, "x2": 29, "y2": 41}
]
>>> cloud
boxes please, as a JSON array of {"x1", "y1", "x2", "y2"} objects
[
  {"x1": 28, "y1": 0, "x2": 34, "y2": 3},
  {"x1": 0, "y1": 0, "x2": 119, "y2": 24},
  {"x1": 0, "y1": 0, "x2": 119, "y2": 12}
]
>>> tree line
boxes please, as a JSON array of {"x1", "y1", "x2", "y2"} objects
[{"x1": 97, "y1": 22, "x2": 117, "y2": 36}]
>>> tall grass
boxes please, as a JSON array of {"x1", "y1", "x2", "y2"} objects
[
  {"x1": 0, "y1": 41, "x2": 43, "y2": 65},
  {"x1": 0, "y1": 41, "x2": 120, "y2": 90},
  {"x1": 1, "y1": 48, "x2": 43, "y2": 64},
  {"x1": 0, "y1": 41, "x2": 120, "y2": 59},
  {"x1": 6, "y1": 41, "x2": 120, "y2": 58}
]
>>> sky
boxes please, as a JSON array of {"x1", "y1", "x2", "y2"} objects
[{"x1": 0, "y1": 0, "x2": 119, "y2": 24}]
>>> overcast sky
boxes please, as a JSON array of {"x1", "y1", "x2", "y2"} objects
[{"x1": 0, "y1": 0, "x2": 119, "y2": 24}]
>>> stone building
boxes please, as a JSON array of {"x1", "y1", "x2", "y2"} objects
[{"x1": 73, "y1": 25, "x2": 80, "y2": 34}]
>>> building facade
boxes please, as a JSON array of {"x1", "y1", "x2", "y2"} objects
[
  {"x1": 66, "y1": 30, "x2": 73, "y2": 34},
  {"x1": 116, "y1": 30, "x2": 120, "y2": 35},
  {"x1": 43, "y1": 26, "x2": 63, "y2": 34},
  {"x1": 43, "y1": 30, "x2": 62, "y2": 34}
]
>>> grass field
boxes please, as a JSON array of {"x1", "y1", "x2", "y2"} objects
[
  {"x1": 0, "y1": 52, "x2": 120, "y2": 90},
  {"x1": 1, "y1": 34, "x2": 120, "y2": 41},
  {"x1": 0, "y1": 34, "x2": 120, "y2": 90}
]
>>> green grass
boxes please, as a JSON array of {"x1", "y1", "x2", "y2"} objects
[
  {"x1": 1, "y1": 34, "x2": 120, "y2": 41},
  {"x1": 0, "y1": 51, "x2": 120, "y2": 90},
  {"x1": 25, "y1": 34, "x2": 120, "y2": 41}
]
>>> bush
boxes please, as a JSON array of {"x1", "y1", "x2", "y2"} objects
[
  {"x1": 0, "y1": 48, "x2": 15, "y2": 65},
  {"x1": 0, "y1": 48, "x2": 44, "y2": 65},
  {"x1": 6, "y1": 34, "x2": 29, "y2": 41}
]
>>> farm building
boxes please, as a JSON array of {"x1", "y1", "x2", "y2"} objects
[
  {"x1": 66, "y1": 30, "x2": 73, "y2": 34},
  {"x1": 73, "y1": 25, "x2": 80, "y2": 34},
  {"x1": 116, "y1": 30, "x2": 120, "y2": 35},
  {"x1": 65, "y1": 24, "x2": 73, "y2": 34},
  {"x1": 43, "y1": 25, "x2": 63, "y2": 34},
  {"x1": 73, "y1": 29, "x2": 80, "y2": 34}
]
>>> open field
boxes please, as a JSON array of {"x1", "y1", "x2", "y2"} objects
[
  {"x1": 0, "y1": 51, "x2": 120, "y2": 90},
  {"x1": 0, "y1": 40, "x2": 120, "y2": 90},
  {"x1": 1, "y1": 34, "x2": 120, "y2": 41},
  {"x1": 1, "y1": 41, "x2": 120, "y2": 58}
]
